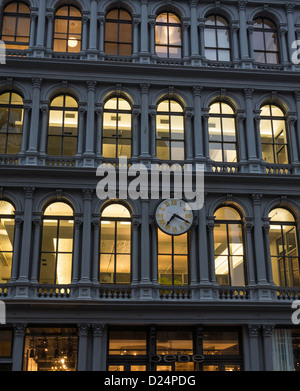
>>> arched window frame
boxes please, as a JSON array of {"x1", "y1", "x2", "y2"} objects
[
  {"x1": 0, "y1": 91, "x2": 24, "y2": 155},
  {"x1": 53, "y1": 5, "x2": 82, "y2": 53},
  {"x1": 99, "y1": 202, "x2": 132, "y2": 285},
  {"x1": 0, "y1": 2, "x2": 31, "y2": 50},
  {"x1": 204, "y1": 14, "x2": 231, "y2": 62},
  {"x1": 0, "y1": 200, "x2": 15, "y2": 284},
  {"x1": 104, "y1": 8, "x2": 133, "y2": 56},
  {"x1": 155, "y1": 12, "x2": 182, "y2": 59},
  {"x1": 253, "y1": 17, "x2": 279, "y2": 64}
]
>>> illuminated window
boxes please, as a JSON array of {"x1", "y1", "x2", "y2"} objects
[
  {"x1": 1, "y1": 2, "x2": 30, "y2": 50},
  {"x1": 214, "y1": 207, "x2": 245, "y2": 286},
  {"x1": 204, "y1": 15, "x2": 230, "y2": 61},
  {"x1": 53, "y1": 6, "x2": 82, "y2": 53},
  {"x1": 157, "y1": 229, "x2": 188, "y2": 285},
  {"x1": 0, "y1": 201, "x2": 15, "y2": 284},
  {"x1": 203, "y1": 330, "x2": 240, "y2": 356},
  {"x1": 253, "y1": 18, "x2": 279, "y2": 64},
  {"x1": 260, "y1": 104, "x2": 288, "y2": 164},
  {"x1": 39, "y1": 202, "x2": 74, "y2": 285},
  {"x1": 155, "y1": 12, "x2": 182, "y2": 58},
  {"x1": 102, "y1": 97, "x2": 132, "y2": 158},
  {"x1": 208, "y1": 102, "x2": 237, "y2": 162},
  {"x1": 48, "y1": 95, "x2": 78, "y2": 156},
  {"x1": 105, "y1": 9, "x2": 132, "y2": 56},
  {"x1": 269, "y1": 208, "x2": 299, "y2": 287},
  {"x1": 108, "y1": 330, "x2": 147, "y2": 355},
  {"x1": 156, "y1": 99, "x2": 185, "y2": 161},
  {"x1": 100, "y1": 203, "x2": 131, "y2": 284},
  {"x1": 23, "y1": 327, "x2": 78, "y2": 371}
]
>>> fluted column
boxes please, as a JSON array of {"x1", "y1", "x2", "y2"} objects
[
  {"x1": 72, "y1": 216, "x2": 82, "y2": 283},
  {"x1": 253, "y1": 110, "x2": 263, "y2": 161},
  {"x1": 92, "y1": 324, "x2": 105, "y2": 371},
  {"x1": 182, "y1": 18, "x2": 190, "y2": 61},
  {"x1": 10, "y1": 213, "x2": 22, "y2": 282},
  {"x1": 237, "y1": 110, "x2": 247, "y2": 162},
  {"x1": 27, "y1": 78, "x2": 42, "y2": 161},
  {"x1": 202, "y1": 108, "x2": 210, "y2": 159},
  {"x1": 252, "y1": 194, "x2": 267, "y2": 284},
  {"x1": 77, "y1": 324, "x2": 90, "y2": 371},
  {"x1": 244, "y1": 89, "x2": 259, "y2": 165},
  {"x1": 279, "y1": 25, "x2": 289, "y2": 65},
  {"x1": 12, "y1": 324, "x2": 26, "y2": 371},
  {"x1": 46, "y1": 10, "x2": 54, "y2": 53},
  {"x1": 238, "y1": 0, "x2": 249, "y2": 60},
  {"x1": 248, "y1": 325, "x2": 261, "y2": 370},
  {"x1": 190, "y1": 0, "x2": 200, "y2": 65},
  {"x1": 149, "y1": 16, "x2": 156, "y2": 57},
  {"x1": 28, "y1": 11, "x2": 37, "y2": 50},
  {"x1": 140, "y1": 84, "x2": 150, "y2": 158},
  {"x1": 231, "y1": 21, "x2": 240, "y2": 62},
  {"x1": 81, "y1": 14, "x2": 89, "y2": 53},
  {"x1": 199, "y1": 19, "x2": 206, "y2": 58},
  {"x1": 88, "y1": 0, "x2": 98, "y2": 59},
  {"x1": 185, "y1": 108, "x2": 194, "y2": 160},
  {"x1": 132, "y1": 16, "x2": 140, "y2": 60},
  {"x1": 262, "y1": 217, "x2": 274, "y2": 284},
  {"x1": 149, "y1": 105, "x2": 157, "y2": 158},
  {"x1": 286, "y1": 3, "x2": 296, "y2": 62},
  {"x1": 30, "y1": 212, "x2": 42, "y2": 283},
  {"x1": 98, "y1": 13, "x2": 105, "y2": 58}
]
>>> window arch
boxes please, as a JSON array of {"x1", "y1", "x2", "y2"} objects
[
  {"x1": 269, "y1": 208, "x2": 299, "y2": 287},
  {"x1": 208, "y1": 101, "x2": 237, "y2": 162},
  {"x1": 214, "y1": 206, "x2": 245, "y2": 286},
  {"x1": 39, "y1": 202, "x2": 74, "y2": 285},
  {"x1": 259, "y1": 104, "x2": 288, "y2": 164},
  {"x1": 157, "y1": 228, "x2": 188, "y2": 285},
  {"x1": 156, "y1": 99, "x2": 185, "y2": 161},
  {"x1": 105, "y1": 9, "x2": 132, "y2": 56},
  {"x1": 0, "y1": 91, "x2": 23, "y2": 155},
  {"x1": 102, "y1": 96, "x2": 132, "y2": 158},
  {"x1": 53, "y1": 5, "x2": 82, "y2": 53},
  {"x1": 253, "y1": 18, "x2": 279, "y2": 64},
  {"x1": 1, "y1": 2, "x2": 30, "y2": 50},
  {"x1": 48, "y1": 94, "x2": 78, "y2": 156},
  {"x1": 204, "y1": 15, "x2": 230, "y2": 62},
  {"x1": 100, "y1": 203, "x2": 131, "y2": 284},
  {"x1": 0, "y1": 201, "x2": 15, "y2": 283},
  {"x1": 155, "y1": 12, "x2": 182, "y2": 58}
]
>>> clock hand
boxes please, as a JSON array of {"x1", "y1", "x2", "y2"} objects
[
  {"x1": 166, "y1": 214, "x2": 175, "y2": 225},
  {"x1": 174, "y1": 214, "x2": 190, "y2": 224}
]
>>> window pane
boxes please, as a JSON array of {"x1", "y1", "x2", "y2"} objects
[
  {"x1": 205, "y1": 29, "x2": 216, "y2": 48},
  {"x1": 100, "y1": 254, "x2": 115, "y2": 283},
  {"x1": 217, "y1": 29, "x2": 230, "y2": 48},
  {"x1": 209, "y1": 118, "x2": 222, "y2": 141},
  {"x1": 100, "y1": 221, "x2": 115, "y2": 253},
  {"x1": 218, "y1": 49, "x2": 230, "y2": 61},
  {"x1": 102, "y1": 204, "x2": 130, "y2": 218},
  {"x1": 119, "y1": 24, "x2": 132, "y2": 43},
  {"x1": 171, "y1": 141, "x2": 184, "y2": 160},
  {"x1": 39, "y1": 252, "x2": 56, "y2": 284},
  {"x1": 62, "y1": 137, "x2": 77, "y2": 156},
  {"x1": 109, "y1": 331, "x2": 147, "y2": 355},
  {"x1": 116, "y1": 222, "x2": 131, "y2": 254},
  {"x1": 230, "y1": 256, "x2": 245, "y2": 286},
  {"x1": 158, "y1": 229, "x2": 172, "y2": 253},
  {"x1": 222, "y1": 118, "x2": 236, "y2": 142},
  {"x1": 169, "y1": 26, "x2": 181, "y2": 46},
  {"x1": 209, "y1": 142, "x2": 222, "y2": 161},
  {"x1": 158, "y1": 255, "x2": 172, "y2": 285},
  {"x1": 223, "y1": 143, "x2": 237, "y2": 162},
  {"x1": 41, "y1": 220, "x2": 58, "y2": 252},
  {"x1": 215, "y1": 256, "x2": 229, "y2": 285},
  {"x1": 47, "y1": 136, "x2": 62, "y2": 155},
  {"x1": 173, "y1": 255, "x2": 188, "y2": 285},
  {"x1": 203, "y1": 331, "x2": 239, "y2": 355},
  {"x1": 265, "y1": 32, "x2": 278, "y2": 52},
  {"x1": 105, "y1": 22, "x2": 118, "y2": 42},
  {"x1": 253, "y1": 31, "x2": 264, "y2": 50},
  {"x1": 44, "y1": 202, "x2": 73, "y2": 216},
  {"x1": 215, "y1": 207, "x2": 240, "y2": 220},
  {"x1": 119, "y1": 43, "x2": 131, "y2": 56},
  {"x1": 214, "y1": 224, "x2": 228, "y2": 255},
  {"x1": 156, "y1": 331, "x2": 193, "y2": 355},
  {"x1": 157, "y1": 140, "x2": 170, "y2": 160},
  {"x1": 118, "y1": 138, "x2": 131, "y2": 158},
  {"x1": 156, "y1": 25, "x2": 168, "y2": 45},
  {"x1": 7, "y1": 134, "x2": 21, "y2": 154},
  {"x1": 0, "y1": 331, "x2": 12, "y2": 357},
  {"x1": 56, "y1": 253, "x2": 72, "y2": 284},
  {"x1": 103, "y1": 138, "x2": 116, "y2": 158},
  {"x1": 0, "y1": 252, "x2": 12, "y2": 283},
  {"x1": 205, "y1": 49, "x2": 217, "y2": 61},
  {"x1": 116, "y1": 254, "x2": 130, "y2": 284},
  {"x1": 58, "y1": 220, "x2": 73, "y2": 253}
]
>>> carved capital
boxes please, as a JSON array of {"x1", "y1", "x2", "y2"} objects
[
  {"x1": 193, "y1": 86, "x2": 203, "y2": 97},
  {"x1": 238, "y1": 0, "x2": 247, "y2": 11},
  {"x1": 189, "y1": 0, "x2": 198, "y2": 8},
  {"x1": 252, "y1": 193, "x2": 263, "y2": 205},
  {"x1": 140, "y1": 83, "x2": 150, "y2": 95},
  {"x1": 262, "y1": 325, "x2": 274, "y2": 337},
  {"x1": 32, "y1": 78, "x2": 42, "y2": 89},
  {"x1": 294, "y1": 90, "x2": 300, "y2": 102},
  {"x1": 286, "y1": 3, "x2": 295, "y2": 14},
  {"x1": 92, "y1": 324, "x2": 105, "y2": 337},
  {"x1": 24, "y1": 187, "x2": 35, "y2": 199},
  {"x1": 13, "y1": 323, "x2": 26, "y2": 336},
  {"x1": 87, "y1": 80, "x2": 97, "y2": 92},
  {"x1": 82, "y1": 188, "x2": 93, "y2": 201},
  {"x1": 244, "y1": 88, "x2": 254, "y2": 99},
  {"x1": 78, "y1": 324, "x2": 90, "y2": 336},
  {"x1": 248, "y1": 325, "x2": 260, "y2": 337}
]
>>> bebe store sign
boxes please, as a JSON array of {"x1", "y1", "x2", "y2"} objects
[{"x1": 151, "y1": 353, "x2": 205, "y2": 363}]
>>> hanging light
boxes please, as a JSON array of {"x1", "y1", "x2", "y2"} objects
[{"x1": 68, "y1": 37, "x2": 78, "y2": 48}]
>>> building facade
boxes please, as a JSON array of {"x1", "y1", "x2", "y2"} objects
[{"x1": 0, "y1": 0, "x2": 300, "y2": 372}]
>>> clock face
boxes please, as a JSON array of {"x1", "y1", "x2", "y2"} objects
[{"x1": 155, "y1": 199, "x2": 193, "y2": 236}]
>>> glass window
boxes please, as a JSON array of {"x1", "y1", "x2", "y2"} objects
[
  {"x1": 156, "y1": 331, "x2": 193, "y2": 354},
  {"x1": 0, "y1": 92, "x2": 23, "y2": 155},
  {"x1": 253, "y1": 18, "x2": 279, "y2": 64},
  {"x1": 102, "y1": 97, "x2": 132, "y2": 158},
  {"x1": 157, "y1": 229, "x2": 188, "y2": 285},
  {"x1": 39, "y1": 202, "x2": 74, "y2": 285},
  {"x1": 1, "y1": 2, "x2": 30, "y2": 50},
  {"x1": 205, "y1": 15, "x2": 230, "y2": 61},
  {"x1": 53, "y1": 6, "x2": 82, "y2": 53},
  {"x1": 260, "y1": 104, "x2": 288, "y2": 164},
  {"x1": 100, "y1": 203, "x2": 131, "y2": 284},
  {"x1": 156, "y1": 99, "x2": 185, "y2": 161},
  {"x1": 109, "y1": 331, "x2": 147, "y2": 355},
  {"x1": 269, "y1": 208, "x2": 299, "y2": 287},
  {"x1": 105, "y1": 9, "x2": 132, "y2": 56},
  {"x1": 48, "y1": 95, "x2": 78, "y2": 156},
  {"x1": 203, "y1": 330, "x2": 240, "y2": 355},
  {"x1": 23, "y1": 327, "x2": 78, "y2": 371},
  {"x1": 0, "y1": 201, "x2": 15, "y2": 283},
  {"x1": 155, "y1": 13, "x2": 182, "y2": 59},
  {"x1": 214, "y1": 207, "x2": 245, "y2": 286},
  {"x1": 0, "y1": 330, "x2": 13, "y2": 357},
  {"x1": 272, "y1": 329, "x2": 300, "y2": 371},
  {"x1": 208, "y1": 101, "x2": 237, "y2": 162}
]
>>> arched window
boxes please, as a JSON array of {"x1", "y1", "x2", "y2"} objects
[
  {"x1": 155, "y1": 12, "x2": 182, "y2": 58},
  {"x1": 39, "y1": 202, "x2": 74, "y2": 285},
  {"x1": 100, "y1": 203, "x2": 131, "y2": 284},
  {"x1": 269, "y1": 208, "x2": 299, "y2": 287},
  {"x1": 0, "y1": 201, "x2": 15, "y2": 283},
  {"x1": 214, "y1": 207, "x2": 245, "y2": 286},
  {"x1": 48, "y1": 95, "x2": 78, "y2": 156},
  {"x1": 105, "y1": 9, "x2": 132, "y2": 56},
  {"x1": 253, "y1": 18, "x2": 279, "y2": 64},
  {"x1": 204, "y1": 15, "x2": 230, "y2": 61},
  {"x1": 156, "y1": 99, "x2": 185, "y2": 160},
  {"x1": 1, "y1": 2, "x2": 30, "y2": 50},
  {"x1": 0, "y1": 92, "x2": 23, "y2": 155},
  {"x1": 208, "y1": 101, "x2": 237, "y2": 162},
  {"x1": 53, "y1": 5, "x2": 82, "y2": 53},
  {"x1": 102, "y1": 96, "x2": 132, "y2": 158},
  {"x1": 260, "y1": 104, "x2": 288, "y2": 164},
  {"x1": 157, "y1": 229, "x2": 188, "y2": 285}
]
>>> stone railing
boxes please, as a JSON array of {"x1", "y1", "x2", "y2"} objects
[
  {"x1": 275, "y1": 287, "x2": 300, "y2": 301},
  {"x1": 219, "y1": 287, "x2": 249, "y2": 300}
]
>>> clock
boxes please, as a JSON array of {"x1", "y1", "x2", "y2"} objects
[{"x1": 155, "y1": 199, "x2": 194, "y2": 236}]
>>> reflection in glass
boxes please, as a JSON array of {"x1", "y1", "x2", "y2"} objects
[
  {"x1": 39, "y1": 202, "x2": 74, "y2": 285},
  {"x1": 155, "y1": 13, "x2": 181, "y2": 58},
  {"x1": 0, "y1": 201, "x2": 15, "y2": 283},
  {"x1": 1, "y1": 2, "x2": 30, "y2": 50},
  {"x1": 105, "y1": 9, "x2": 132, "y2": 56},
  {"x1": 156, "y1": 331, "x2": 193, "y2": 354},
  {"x1": 156, "y1": 99, "x2": 185, "y2": 161},
  {"x1": 269, "y1": 208, "x2": 299, "y2": 287},
  {"x1": 103, "y1": 97, "x2": 132, "y2": 158},
  {"x1": 53, "y1": 6, "x2": 82, "y2": 53},
  {"x1": 253, "y1": 18, "x2": 279, "y2": 64},
  {"x1": 260, "y1": 104, "x2": 288, "y2": 164},
  {"x1": 203, "y1": 331, "x2": 239, "y2": 355},
  {"x1": 109, "y1": 331, "x2": 147, "y2": 355},
  {"x1": 205, "y1": 15, "x2": 230, "y2": 61},
  {"x1": 214, "y1": 207, "x2": 245, "y2": 286},
  {"x1": 48, "y1": 95, "x2": 78, "y2": 156}
]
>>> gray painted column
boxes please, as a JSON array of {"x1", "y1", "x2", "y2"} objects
[
  {"x1": 286, "y1": 3, "x2": 296, "y2": 62},
  {"x1": 39, "y1": 101, "x2": 49, "y2": 155},
  {"x1": 182, "y1": 18, "x2": 190, "y2": 60},
  {"x1": 202, "y1": 108, "x2": 210, "y2": 158},
  {"x1": 29, "y1": 12, "x2": 37, "y2": 49},
  {"x1": 295, "y1": 91, "x2": 300, "y2": 150},
  {"x1": 132, "y1": 217, "x2": 140, "y2": 285},
  {"x1": 46, "y1": 11, "x2": 54, "y2": 52},
  {"x1": 247, "y1": 22, "x2": 254, "y2": 59},
  {"x1": 150, "y1": 220, "x2": 158, "y2": 285},
  {"x1": 80, "y1": 189, "x2": 93, "y2": 284},
  {"x1": 133, "y1": 16, "x2": 140, "y2": 59},
  {"x1": 27, "y1": 78, "x2": 42, "y2": 154},
  {"x1": 262, "y1": 217, "x2": 274, "y2": 284},
  {"x1": 189, "y1": 225, "x2": 198, "y2": 285},
  {"x1": 77, "y1": 324, "x2": 89, "y2": 371},
  {"x1": 30, "y1": 212, "x2": 42, "y2": 283},
  {"x1": 12, "y1": 324, "x2": 26, "y2": 371},
  {"x1": 207, "y1": 216, "x2": 216, "y2": 283},
  {"x1": 198, "y1": 200, "x2": 209, "y2": 284},
  {"x1": 10, "y1": 214, "x2": 22, "y2": 282},
  {"x1": 244, "y1": 218, "x2": 256, "y2": 285},
  {"x1": 92, "y1": 216, "x2": 100, "y2": 284},
  {"x1": 84, "y1": 81, "x2": 97, "y2": 156},
  {"x1": 18, "y1": 187, "x2": 35, "y2": 283},
  {"x1": 248, "y1": 325, "x2": 261, "y2": 370},
  {"x1": 190, "y1": 0, "x2": 200, "y2": 63},
  {"x1": 287, "y1": 114, "x2": 299, "y2": 163},
  {"x1": 199, "y1": 19, "x2": 206, "y2": 58},
  {"x1": 262, "y1": 325, "x2": 274, "y2": 371},
  {"x1": 231, "y1": 22, "x2": 240, "y2": 62},
  {"x1": 72, "y1": 216, "x2": 82, "y2": 283},
  {"x1": 140, "y1": 200, "x2": 151, "y2": 284},
  {"x1": 36, "y1": 0, "x2": 46, "y2": 48},
  {"x1": 244, "y1": 89, "x2": 257, "y2": 160},
  {"x1": 279, "y1": 25, "x2": 289, "y2": 65},
  {"x1": 132, "y1": 105, "x2": 140, "y2": 159},
  {"x1": 77, "y1": 104, "x2": 86, "y2": 156},
  {"x1": 254, "y1": 110, "x2": 263, "y2": 161},
  {"x1": 82, "y1": 14, "x2": 89, "y2": 52},
  {"x1": 149, "y1": 105, "x2": 157, "y2": 158},
  {"x1": 193, "y1": 87, "x2": 204, "y2": 160},
  {"x1": 95, "y1": 104, "x2": 103, "y2": 157},
  {"x1": 140, "y1": 0, "x2": 149, "y2": 59},
  {"x1": 242, "y1": 325, "x2": 251, "y2": 371},
  {"x1": 252, "y1": 194, "x2": 268, "y2": 284},
  {"x1": 140, "y1": 84, "x2": 150, "y2": 157},
  {"x1": 92, "y1": 324, "x2": 105, "y2": 371},
  {"x1": 20, "y1": 103, "x2": 31, "y2": 154},
  {"x1": 89, "y1": 0, "x2": 98, "y2": 50},
  {"x1": 237, "y1": 110, "x2": 247, "y2": 162},
  {"x1": 149, "y1": 16, "x2": 156, "y2": 57},
  {"x1": 238, "y1": 0, "x2": 249, "y2": 59},
  {"x1": 98, "y1": 13, "x2": 105, "y2": 56},
  {"x1": 185, "y1": 108, "x2": 194, "y2": 160}
]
